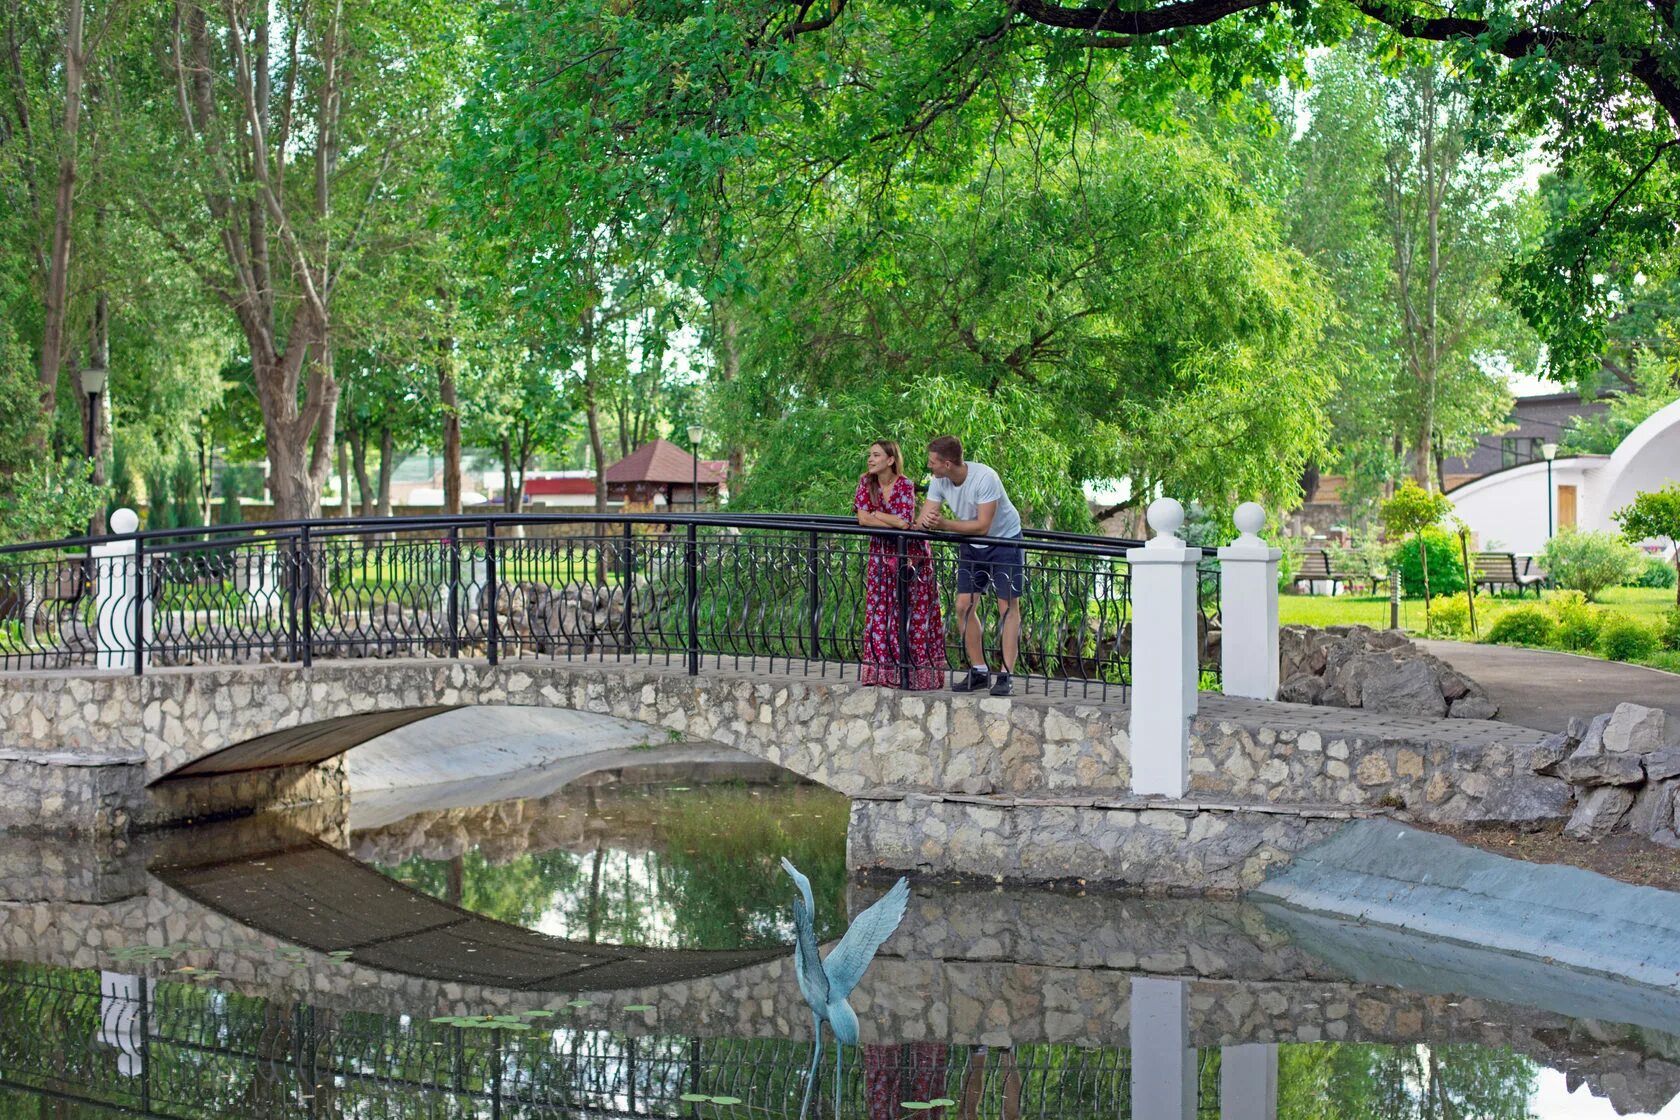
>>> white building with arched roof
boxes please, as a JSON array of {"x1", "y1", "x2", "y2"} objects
[{"x1": 1448, "y1": 398, "x2": 1680, "y2": 557}]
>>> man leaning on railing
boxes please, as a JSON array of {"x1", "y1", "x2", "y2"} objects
[{"x1": 915, "y1": 435, "x2": 1025, "y2": 697}]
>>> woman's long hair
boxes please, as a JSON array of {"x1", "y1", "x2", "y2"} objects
[{"x1": 866, "y1": 439, "x2": 902, "y2": 509}]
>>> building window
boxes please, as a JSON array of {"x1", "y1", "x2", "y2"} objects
[{"x1": 1501, "y1": 437, "x2": 1546, "y2": 468}]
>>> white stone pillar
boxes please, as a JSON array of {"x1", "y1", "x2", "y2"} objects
[
  {"x1": 1127, "y1": 498, "x2": 1200, "y2": 798},
  {"x1": 99, "y1": 971, "x2": 145, "y2": 1078},
  {"x1": 1220, "y1": 1043, "x2": 1279, "y2": 1120},
  {"x1": 1131, "y1": 977, "x2": 1197, "y2": 1120},
  {"x1": 92, "y1": 508, "x2": 147, "y2": 671},
  {"x1": 1217, "y1": 502, "x2": 1281, "y2": 701}
]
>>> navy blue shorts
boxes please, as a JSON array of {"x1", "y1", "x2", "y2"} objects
[{"x1": 956, "y1": 540, "x2": 1026, "y2": 598}]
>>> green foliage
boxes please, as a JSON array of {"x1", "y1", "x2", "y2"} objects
[
  {"x1": 1634, "y1": 553, "x2": 1678, "y2": 589},
  {"x1": 1485, "y1": 604, "x2": 1557, "y2": 648},
  {"x1": 0, "y1": 461, "x2": 107, "y2": 546},
  {"x1": 1661, "y1": 608, "x2": 1680, "y2": 652},
  {"x1": 724, "y1": 131, "x2": 1334, "y2": 525},
  {"x1": 1386, "y1": 527, "x2": 1467, "y2": 598},
  {"x1": 1539, "y1": 528, "x2": 1643, "y2": 602},
  {"x1": 1598, "y1": 615, "x2": 1660, "y2": 662},
  {"x1": 1614, "y1": 483, "x2": 1680, "y2": 605},
  {"x1": 1424, "y1": 593, "x2": 1474, "y2": 638},
  {"x1": 1548, "y1": 590, "x2": 1604, "y2": 651},
  {"x1": 1381, "y1": 481, "x2": 1455, "y2": 539}
]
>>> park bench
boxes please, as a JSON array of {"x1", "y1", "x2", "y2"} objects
[
  {"x1": 1290, "y1": 549, "x2": 1344, "y2": 595},
  {"x1": 1473, "y1": 551, "x2": 1545, "y2": 597}
]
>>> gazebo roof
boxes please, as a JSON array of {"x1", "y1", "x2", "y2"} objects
[{"x1": 604, "y1": 439, "x2": 725, "y2": 486}]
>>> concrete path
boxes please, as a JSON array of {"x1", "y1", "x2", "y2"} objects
[{"x1": 1418, "y1": 639, "x2": 1680, "y2": 732}]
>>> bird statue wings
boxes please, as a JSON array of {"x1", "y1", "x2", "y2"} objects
[{"x1": 781, "y1": 858, "x2": 911, "y2": 1118}]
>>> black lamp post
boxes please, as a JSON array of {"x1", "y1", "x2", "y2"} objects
[
  {"x1": 1542, "y1": 441, "x2": 1558, "y2": 539},
  {"x1": 687, "y1": 423, "x2": 703, "y2": 512},
  {"x1": 80, "y1": 366, "x2": 109, "y2": 537}
]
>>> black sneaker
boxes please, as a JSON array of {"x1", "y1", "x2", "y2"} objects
[
  {"x1": 952, "y1": 668, "x2": 991, "y2": 692},
  {"x1": 989, "y1": 671, "x2": 1013, "y2": 697}
]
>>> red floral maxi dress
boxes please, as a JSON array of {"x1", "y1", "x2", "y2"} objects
[{"x1": 854, "y1": 475, "x2": 945, "y2": 689}]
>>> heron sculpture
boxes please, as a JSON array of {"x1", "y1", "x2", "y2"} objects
[{"x1": 781, "y1": 858, "x2": 910, "y2": 1119}]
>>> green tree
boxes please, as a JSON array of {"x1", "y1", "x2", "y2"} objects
[
  {"x1": 1382, "y1": 480, "x2": 1455, "y2": 622},
  {"x1": 725, "y1": 130, "x2": 1333, "y2": 524},
  {"x1": 1615, "y1": 483, "x2": 1680, "y2": 605}
]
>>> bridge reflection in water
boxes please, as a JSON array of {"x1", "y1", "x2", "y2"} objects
[{"x1": 4, "y1": 963, "x2": 1193, "y2": 1119}]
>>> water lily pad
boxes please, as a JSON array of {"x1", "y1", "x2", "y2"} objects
[
  {"x1": 566, "y1": 999, "x2": 593, "y2": 1008},
  {"x1": 710, "y1": 1096, "x2": 742, "y2": 1105},
  {"x1": 679, "y1": 1093, "x2": 710, "y2": 1102},
  {"x1": 622, "y1": 1004, "x2": 654, "y2": 1012}
]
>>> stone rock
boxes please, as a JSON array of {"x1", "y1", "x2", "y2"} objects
[
  {"x1": 1625, "y1": 780, "x2": 1678, "y2": 840},
  {"x1": 954, "y1": 776, "x2": 995, "y2": 796},
  {"x1": 1448, "y1": 695, "x2": 1499, "y2": 721},
  {"x1": 1557, "y1": 749, "x2": 1645, "y2": 787},
  {"x1": 1278, "y1": 673, "x2": 1326, "y2": 706},
  {"x1": 1366, "y1": 629, "x2": 1410, "y2": 651},
  {"x1": 1603, "y1": 702, "x2": 1677, "y2": 754},
  {"x1": 1328, "y1": 654, "x2": 1372, "y2": 708},
  {"x1": 1643, "y1": 747, "x2": 1680, "y2": 783},
  {"x1": 1360, "y1": 658, "x2": 1447, "y2": 718},
  {"x1": 1577, "y1": 712, "x2": 1612, "y2": 756},
  {"x1": 1465, "y1": 777, "x2": 1573, "y2": 829},
  {"x1": 1566, "y1": 716, "x2": 1590, "y2": 741},
  {"x1": 1439, "y1": 672, "x2": 1471, "y2": 701},
  {"x1": 1528, "y1": 732, "x2": 1575, "y2": 777},
  {"x1": 1565, "y1": 786, "x2": 1636, "y2": 840}
]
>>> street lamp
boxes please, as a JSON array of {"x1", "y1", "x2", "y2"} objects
[
  {"x1": 1542, "y1": 441, "x2": 1559, "y2": 539},
  {"x1": 687, "y1": 423, "x2": 704, "y2": 512},
  {"x1": 80, "y1": 366, "x2": 108, "y2": 462}
]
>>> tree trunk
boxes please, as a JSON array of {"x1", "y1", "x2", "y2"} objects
[
  {"x1": 376, "y1": 426, "x2": 394, "y2": 517},
  {"x1": 438, "y1": 316, "x2": 461, "y2": 516},
  {"x1": 582, "y1": 309, "x2": 608, "y2": 514},
  {"x1": 513, "y1": 419, "x2": 531, "y2": 513},
  {"x1": 500, "y1": 434, "x2": 516, "y2": 514},
  {"x1": 36, "y1": 0, "x2": 86, "y2": 443},
  {"x1": 715, "y1": 297, "x2": 744, "y2": 481},
  {"x1": 349, "y1": 430, "x2": 374, "y2": 517}
]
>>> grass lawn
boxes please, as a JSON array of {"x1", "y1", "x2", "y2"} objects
[{"x1": 1279, "y1": 594, "x2": 1422, "y2": 632}]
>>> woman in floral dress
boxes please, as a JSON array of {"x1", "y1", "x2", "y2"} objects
[{"x1": 853, "y1": 440, "x2": 946, "y2": 689}]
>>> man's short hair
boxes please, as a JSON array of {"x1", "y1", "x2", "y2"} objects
[{"x1": 927, "y1": 435, "x2": 964, "y2": 464}]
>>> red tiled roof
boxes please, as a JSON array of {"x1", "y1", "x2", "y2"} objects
[{"x1": 604, "y1": 439, "x2": 724, "y2": 485}]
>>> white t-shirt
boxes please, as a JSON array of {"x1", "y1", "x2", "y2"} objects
[{"x1": 926, "y1": 462, "x2": 1022, "y2": 541}]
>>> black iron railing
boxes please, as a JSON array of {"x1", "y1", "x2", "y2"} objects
[{"x1": 0, "y1": 513, "x2": 1224, "y2": 699}]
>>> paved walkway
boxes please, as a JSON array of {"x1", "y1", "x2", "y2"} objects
[{"x1": 1418, "y1": 640, "x2": 1680, "y2": 733}]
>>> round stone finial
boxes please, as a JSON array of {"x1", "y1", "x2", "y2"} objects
[
  {"x1": 110, "y1": 508, "x2": 139, "y2": 535},
  {"x1": 1233, "y1": 501, "x2": 1266, "y2": 537},
  {"x1": 1146, "y1": 497, "x2": 1185, "y2": 539}
]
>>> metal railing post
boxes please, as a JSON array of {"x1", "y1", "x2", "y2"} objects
[
  {"x1": 131, "y1": 535, "x2": 145, "y2": 676},
  {"x1": 621, "y1": 521, "x2": 634, "y2": 658},
  {"x1": 895, "y1": 532, "x2": 911, "y2": 689},
  {"x1": 806, "y1": 530, "x2": 821, "y2": 663},
  {"x1": 446, "y1": 526, "x2": 461, "y2": 659},
  {"x1": 286, "y1": 532, "x2": 300, "y2": 663},
  {"x1": 299, "y1": 523, "x2": 314, "y2": 668},
  {"x1": 685, "y1": 522, "x2": 699, "y2": 676},
  {"x1": 486, "y1": 521, "x2": 499, "y2": 666}
]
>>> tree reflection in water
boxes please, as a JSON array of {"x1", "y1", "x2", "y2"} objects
[{"x1": 358, "y1": 777, "x2": 851, "y2": 950}]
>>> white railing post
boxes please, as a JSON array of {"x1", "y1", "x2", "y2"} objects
[
  {"x1": 1220, "y1": 1044, "x2": 1279, "y2": 1120},
  {"x1": 1217, "y1": 501, "x2": 1281, "y2": 701},
  {"x1": 99, "y1": 971, "x2": 146, "y2": 1078},
  {"x1": 92, "y1": 508, "x2": 147, "y2": 671},
  {"x1": 1130, "y1": 977, "x2": 1197, "y2": 1120},
  {"x1": 1127, "y1": 498, "x2": 1200, "y2": 798}
]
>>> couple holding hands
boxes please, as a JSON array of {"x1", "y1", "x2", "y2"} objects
[{"x1": 852, "y1": 435, "x2": 1024, "y2": 697}]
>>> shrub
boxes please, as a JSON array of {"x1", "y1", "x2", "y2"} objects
[
  {"x1": 1548, "y1": 590, "x2": 1603, "y2": 651},
  {"x1": 1598, "y1": 615, "x2": 1660, "y2": 662},
  {"x1": 1633, "y1": 553, "x2": 1678, "y2": 589},
  {"x1": 1386, "y1": 526, "x2": 1467, "y2": 598},
  {"x1": 1614, "y1": 483, "x2": 1680, "y2": 606},
  {"x1": 1425, "y1": 593, "x2": 1473, "y2": 638},
  {"x1": 1663, "y1": 608, "x2": 1680, "y2": 652},
  {"x1": 1538, "y1": 528, "x2": 1642, "y2": 601},
  {"x1": 1486, "y1": 605, "x2": 1557, "y2": 648}
]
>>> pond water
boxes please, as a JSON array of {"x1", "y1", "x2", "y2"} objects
[{"x1": 2, "y1": 762, "x2": 1679, "y2": 1119}]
